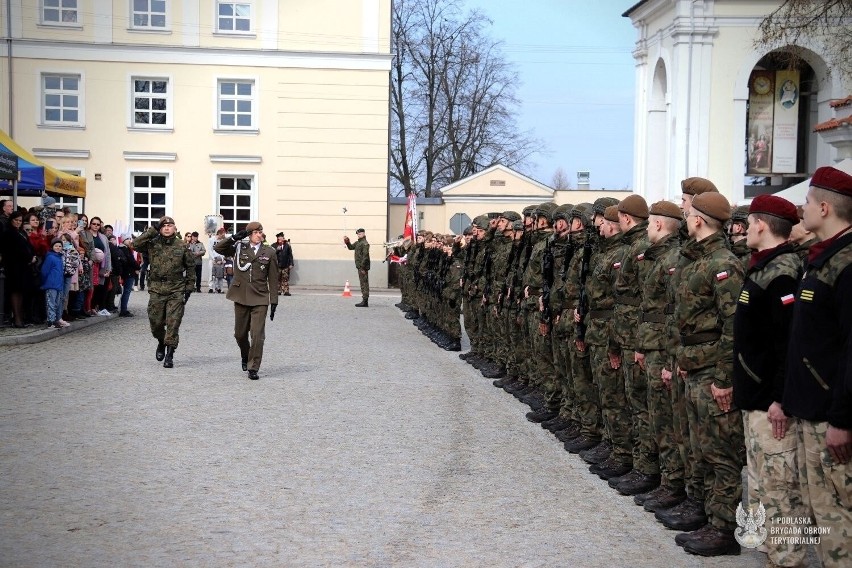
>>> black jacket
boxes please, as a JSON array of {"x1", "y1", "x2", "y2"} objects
[{"x1": 275, "y1": 241, "x2": 293, "y2": 267}]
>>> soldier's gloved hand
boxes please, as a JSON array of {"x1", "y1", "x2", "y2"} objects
[
  {"x1": 343, "y1": 236, "x2": 351, "y2": 245},
  {"x1": 232, "y1": 230, "x2": 249, "y2": 241},
  {"x1": 183, "y1": 291, "x2": 192, "y2": 305},
  {"x1": 269, "y1": 304, "x2": 277, "y2": 321}
]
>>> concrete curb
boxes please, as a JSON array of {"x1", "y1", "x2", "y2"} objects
[{"x1": 0, "y1": 313, "x2": 119, "y2": 346}]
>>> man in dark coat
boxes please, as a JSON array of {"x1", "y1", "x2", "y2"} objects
[{"x1": 274, "y1": 232, "x2": 294, "y2": 296}]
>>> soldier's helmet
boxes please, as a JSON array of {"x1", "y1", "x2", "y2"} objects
[
  {"x1": 535, "y1": 202, "x2": 558, "y2": 224},
  {"x1": 551, "y1": 204, "x2": 574, "y2": 223},
  {"x1": 570, "y1": 203, "x2": 595, "y2": 226},
  {"x1": 592, "y1": 197, "x2": 620, "y2": 217},
  {"x1": 730, "y1": 205, "x2": 750, "y2": 227},
  {"x1": 472, "y1": 215, "x2": 490, "y2": 230},
  {"x1": 522, "y1": 204, "x2": 537, "y2": 218}
]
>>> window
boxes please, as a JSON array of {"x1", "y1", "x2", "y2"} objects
[
  {"x1": 218, "y1": 80, "x2": 255, "y2": 129},
  {"x1": 43, "y1": 0, "x2": 78, "y2": 23},
  {"x1": 132, "y1": 0, "x2": 166, "y2": 28},
  {"x1": 132, "y1": 174, "x2": 168, "y2": 232},
  {"x1": 42, "y1": 74, "x2": 81, "y2": 126},
  {"x1": 132, "y1": 78, "x2": 170, "y2": 127},
  {"x1": 217, "y1": 1, "x2": 250, "y2": 32},
  {"x1": 218, "y1": 176, "x2": 252, "y2": 232}
]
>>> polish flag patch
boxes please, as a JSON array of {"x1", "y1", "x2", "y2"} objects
[
  {"x1": 668, "y1": 267, "x2": 676, "y2": 275},
  {"x1": 716, "y1": 271, "x2": 729, "y2": 281},
  {"x1": 781, "y1": 294, "x2": 795, "y2": 305},
  {"x1": 637, "y1": 253, "x2": 645, "y2": 261},
  {"x1": 613, "y1": 262, "x2": 622, "y2": 269}
]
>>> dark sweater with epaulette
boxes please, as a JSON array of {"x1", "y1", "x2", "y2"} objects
[{"x1": 733, "y1": 243, "x2": 801, "y2": 411}]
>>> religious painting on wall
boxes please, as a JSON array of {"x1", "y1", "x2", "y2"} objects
[
  {"x1": 771, "y1": 70, "x2": 800, "y2": 173},
  {"x1": 747, "y1": 71, "x2": 775, "y2": 174}
]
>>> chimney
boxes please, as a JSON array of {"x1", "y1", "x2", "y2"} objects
[{"x1": 577, "y1": 171, "x2": 590, "y2": 190}]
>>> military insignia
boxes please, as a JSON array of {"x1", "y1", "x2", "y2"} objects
[
  {"x1": 734, "y1": 502, "x2": 767, "y2": 548},
  {"x1": 613, "y1": 262, "x2": 621, "y2": 269},
  {"x1": 799, "y1": 289, "x2": 814, "y2": 302},
  {"x1": 739, "y1": 290, "x2": 750, "y2": 304},
  {"x1": 636, "y1": 253, "x2": 645, "y2": 261},
  {"x1": 716, "y1": 271, "x2": 729, "y2": 281},
  {"x1": 780, "y1": 293, "x2": 795, "y2": 305}
]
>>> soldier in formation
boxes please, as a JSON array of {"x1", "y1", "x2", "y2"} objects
[{"x1": 396, "y1": 169, "x2": 850, "y2": 562}]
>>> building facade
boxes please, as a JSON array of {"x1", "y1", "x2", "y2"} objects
[
  {"x1": 0, "y1": 0, "x2": 392, "y2": 285},
  {"x1": 624, "y1": 0, "x2": 852, "y2": 204}
]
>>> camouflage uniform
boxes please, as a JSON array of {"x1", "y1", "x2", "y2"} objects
[
  {"x1": 133, "y1": 226, "x2": 195, "y2": 348},
  {"x1": 547, "y1": 218, "x2": 575, "y2": 417},
  {"x1": 784, "y1": 231, "x2": 852, "y2": 568},
  {"x1": 733, "y1": 243, "x2": 806, "y2": 567},
  {"x1": 638, "y1": 233, "x2": 683, "y2": 490},
  {"x1": 346, "y1": 235, "x2": 370, "y2": 302},
  {"x1": 675, "y1": 230, "x2": 745, "y2": 530},
  {"x1": 522, "y1": 226, "x2": 558, "y2": 408},
  {"x1": 729, "y1": 237, "x2": 751, "y2": 268}
]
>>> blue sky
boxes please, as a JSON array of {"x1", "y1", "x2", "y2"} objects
[{"x1": 463, "y1": 0, "x2": 637, "y2": 190}]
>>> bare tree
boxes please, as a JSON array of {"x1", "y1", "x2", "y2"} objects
[
  {"x1": 551, "y1": 167, "x2": 571, "y2": 190},
  {"x1": 390, "y1": 0, "x2": 541, "y2": 197},
  {"x1": 756, "y1": 0, "x2": 852, "y2": 78}
]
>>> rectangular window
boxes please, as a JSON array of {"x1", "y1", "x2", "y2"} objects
[
  {"x1": 132, "y1": 0, "x2": 166, "y2": 28},
  {"x1": 43, "y1": 0, "x2": 78, "y2": 23},
  {"x1": 218, "y1": 80, "x2": 255, "y2": 129},
  {"x1": 132, "y1": 174, "x2": 168, "y2": 232},
  {"x1": 42, "y1": 74, "x2": 81, "y2": 125},
  {"x1": 217, "y1": 1, "x2": 250, "y2": 32},
  {"x1": 132, "y1": 77, "x2": 170, "y2": 127},
  {"x1": 218, "y1": 175, "x2": 252, "y2": 233}
]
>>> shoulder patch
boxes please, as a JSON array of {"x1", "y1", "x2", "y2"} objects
[
  {"x1": 636, "y1": 253, "x2": 645, "y2": 261},
  {"x1": 668, "y1": 267, "x2": 676, "y2": 275},
  {"x1": 780, "y1": 293, "x2": 795, "y2": 305},
  {"x1": 799, "y1": 289, "x2": 814, "y2": 302},
  {"x1": 738, "y1": 290, "x2": 750, "y2": 304},
  {"x1": 613, "y1": 262, "x2": 622, "y2": 269},
  {"x1": 716, "y1": 271, "x2": 729, "y2": 281}
]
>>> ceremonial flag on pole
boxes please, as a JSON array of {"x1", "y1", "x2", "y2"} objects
[{"x1": 403, "y1": 193, "x2": 417, "y2": 239}]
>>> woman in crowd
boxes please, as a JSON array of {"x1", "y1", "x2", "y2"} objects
[
  {"x1": 60, "y1": 233, "x2": 81, "y2": 321},
  {"x1": 26, "y1": 212, "x2": 50, "y2": 323},
  {"x1": 0, "y1": 211, "x2": 37, "y2": 327},
  {"x1": 27, "y1": 213, "x2": 50, "y2": 258}
]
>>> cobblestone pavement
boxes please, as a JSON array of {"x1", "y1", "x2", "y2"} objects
[{"x1": 1, "y1": 289, "x2": 772, "y2": 567}]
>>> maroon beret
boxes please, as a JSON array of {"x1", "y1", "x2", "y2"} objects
[
  {"x1": 810, "y1": 166, "x2": 852, "y2": 198},
  {"x1": 749, "y1": 194, "x2": 799, "y2": 225}
]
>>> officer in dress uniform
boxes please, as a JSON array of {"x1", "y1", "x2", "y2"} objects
[{"x1": 215, "y1": 221, "x2": 279, "y2": 380}]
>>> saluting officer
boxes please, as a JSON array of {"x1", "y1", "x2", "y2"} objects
[{"x1": 215, "y1": 221, "x2": 279, "y2": 380}]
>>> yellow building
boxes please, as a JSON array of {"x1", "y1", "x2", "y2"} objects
[{"x1": 0, "y1": 0, "x2": 391, "y2": 286}]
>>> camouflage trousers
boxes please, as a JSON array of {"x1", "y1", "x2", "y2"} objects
[
  {"x1": 673, "y1": 370, "x2": 702, "y2": 501},
  {"x1": 483, "y1": 303, "x2": 501, "y2": 361},
  {"x1": 277, "y1": 267, "x2": 291, "y2": 294},
  {"x1": 623, "y1": 348, "x2": 657, "y2": 475},
  {"x1": 461, "y1": 295, "x2": 479, "y2": 354},
  {"x1": 147, "y1": 290, "x2": 186, "y2": 347},
  {"x1": 684, "y1": 367, "x2": 744, "y2": 530},
  {"x1": 645, "y1": 350, "x2": 682, "y2": 489},
  {"x1": 570, "y1": 339, "x2": 600, "y2": 440},
  {"x1": 505, "y1": 308, "x2": 526, "y2": 378},
  {"x1": 743, "y1": 410, "x2": 807, "y2": 567},
  {"x1": 796, "y1": 419, "x2": 852, "y2": 568},
  {"x1": 526, "y1": 309, "x2": 559, "y2": 409},
  {"x1": 550, "y1": 331, "x2": 573, "y2": 420},
  {"x1": 589, "y1": 343, "x2": 631, "y2": 465},
  {"x1": 357, "y1": 268, "x2": 369, "y2": 301}
]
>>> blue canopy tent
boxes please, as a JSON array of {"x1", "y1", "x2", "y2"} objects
[{"x1": 0, "y1": 129, "x2": 86, "y2": 205}]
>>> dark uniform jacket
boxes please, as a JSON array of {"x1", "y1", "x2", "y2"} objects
[
  {"x1": 275, "y1": 241, "x2": 294, "y2": 268},
  {"x1": 133, "y1": 227, "x2": 195, "y2": 295},
  {"x1": 783, "y1": 231, "x2": 852, "y2": 429},
  {"x1": 346, "y1": 237, "x2": 370, "y2": 271},
  {"x1": 733, "y1": 243, "x2": 801, "y2": 411},
  {"x1": 215, "y1": 238, "x2": 279, "y2": 307}
]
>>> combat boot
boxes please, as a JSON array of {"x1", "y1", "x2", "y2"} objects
[
  {"x1": 564, "y1": 434, "x2": 600, "y2": 453},
  {"x1": 405, "y1": 310, "x2": 418, "y2": 319},
  {"x1": 616, "y1": 472, "x2": 660, "y2": 496},
  {"x1": 555, "y1": 423, "x2": 582, "y2": 443},
  {"x1": 542, "y1": 416, "x2": 572, "y2": 433},
  {"x1": 481, "y1": 363, "x2": 506, "y2": 379},
  {"x1": 675, "y1": 523, "x2": 711, "y2": 547},
  {"x1": 525, "y1": 407, "x2": 558, "y2": 423},
  {"x1": 682, "y1": 526, "x2": 740, "y2": 557},
  {"x1": 595, "y1": 459, "x2": 632, "y2": 480},
  {"x1": 163, "y1": 346, "x2": 175, "y2": 368},
  {"x1": 579, "y1": 441, "x2": 611, "y2": 464},
  {"x1": 444, "y1": 338, "x2": 461, "y2": 352},
  {"x1": 643, "y1": 485, "x2": 686, "y2": 512},
  {"x1": 633, "y1": 483, "x2": 668, "y2": 506},
  {"x1": 492, "y1": 376, "x2": 515, "y2": 388},
  {"x1": 655, "y1": 496, "x2": 707, "y2": 531},
  {"x1": 459, "y1": 351, "x2": 472, "y2": 360},
  {"x1": 155, "y1": 341, "x2": 166, "y2": 362},
  {"x1": 608, "y1": 469, "x2": 642, "y2": 489}
]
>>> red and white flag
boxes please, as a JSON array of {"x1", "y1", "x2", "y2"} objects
[
  {"x1": 780, "y1": 294, "x2": 795, "y2": 305},
  {"x1": 403, "y1": 193, "x2": 417, "y2": 240},
  {"x1": 716, "y1": 271, "x2": 729, "y2": 281}
]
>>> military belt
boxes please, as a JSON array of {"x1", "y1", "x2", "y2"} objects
[
  {"x1": 664, "y1": 303, "x2": 675, "y2": 315},
  {"x1": 680, "y1": 330, "x2": 721, "y2": 346},
  {"x1": 641, "y1": 312, "x2": 667, "y2": 324},
  {"x1": 615, "y1": 294, "x2": 641, "y2": 307},
  {"x1": 588, "y1": 309, "x2": 613, "y2": 320}
]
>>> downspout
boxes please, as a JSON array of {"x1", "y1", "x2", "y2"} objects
[
  {"x1": 685, "y1": 0, "x2": 696, "y2": 176},
  {"x1": 385, "y1": 0, "x2": 393, "y2": 287},
  {"x1": 6, "y1": 0, "x2": 12, "y2": 137}
]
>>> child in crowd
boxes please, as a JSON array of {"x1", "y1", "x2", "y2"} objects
[
  {"x1": 41, "y1": 238, "x2": 69, "y2": 328},
  {"x1": 211, "y1": 256, "x2": 226, "y2": 293}
]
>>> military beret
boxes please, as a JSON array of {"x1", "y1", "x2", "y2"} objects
[
  {"x1": 617, "y1": 194, "x2": 649, "y2": 219},
  {"x1": 551, "y1": 204, "x2": 574, "y2": 222},
  {"x1": 749, "y1": 194, "x2": 799, "y2": 225},
  {"x1": 522, "y1": 205, "x2": 537, "y2": 217},
  {"x1": 570, "y1": 203, "x2": 594, "y2": 224},
  {"x1": 691, "y1": 193, "x2": 731, "y2": 223},
  {"x1": 511, "y1": 220, "x2": 524, "y2": 231},
  {"x1": 730, "y1": 205, "x2": 750, "y2": 224},
  {"x1": 593, "y1": 197, "x2": 620, "y2": 216},
  {"x1": 500, "y1": 211, "x2": 521, "y2": 222},
  {"x1": 603, "y1": 205, "x2": 620, "y2": 223},
  {"x1": 472, "y1": 215, "x2": 489, "y2": 229},
  {"x1": 158, "y1": 216, "x2": 175, "y2": 226},
  {"x1": 487, "y1": 212, "x2": 501, "y2": 220},
  {"x1": 648, "y1": 201, "x2": 683, "y2": 220},
  {"x1": 811, "y1": 166, "x2": 852, "y2": 198},
  {"x1": 275, "y1": 232, "x2": 284, "y2": 238},
  {"x1": 681, "y1": 177, "x2": 718, "y2": 196},
  {"x1": 356, "y1": 228, "x2": 365, "y2": 234},
  {"x1": 246, "y1": 221, "x2": 263, "y2": 232}
]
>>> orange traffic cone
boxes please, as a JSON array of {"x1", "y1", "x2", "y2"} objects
[{"x1": 342, "y1": 280, "x2": 352, "y2": 297}]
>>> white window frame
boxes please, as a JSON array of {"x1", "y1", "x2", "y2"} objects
[
  {"x1": 129, "y1": 171, "x2": 173, "y2": 233},
  {"x1": 215, "y1": 173, "x2": 257, "y2": 234},
  {"x1": 130, "y1": 75, "x2": 173, "y2": 130},
  {"x1": 41, "y1": 0, "x2": 80, "y2": 25},
  {"x1": 40, "y1": 72, "x2": 84, "y2": 128},
  {"x1": 215, "y1": 78, "x2": 257, "y2": 132},
  {"x1": 130, "y1": 0, "x2": 168, "y2": 30},
  {"x1": 215, "y1": 0, "x2": 252, "y2": 34}
]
